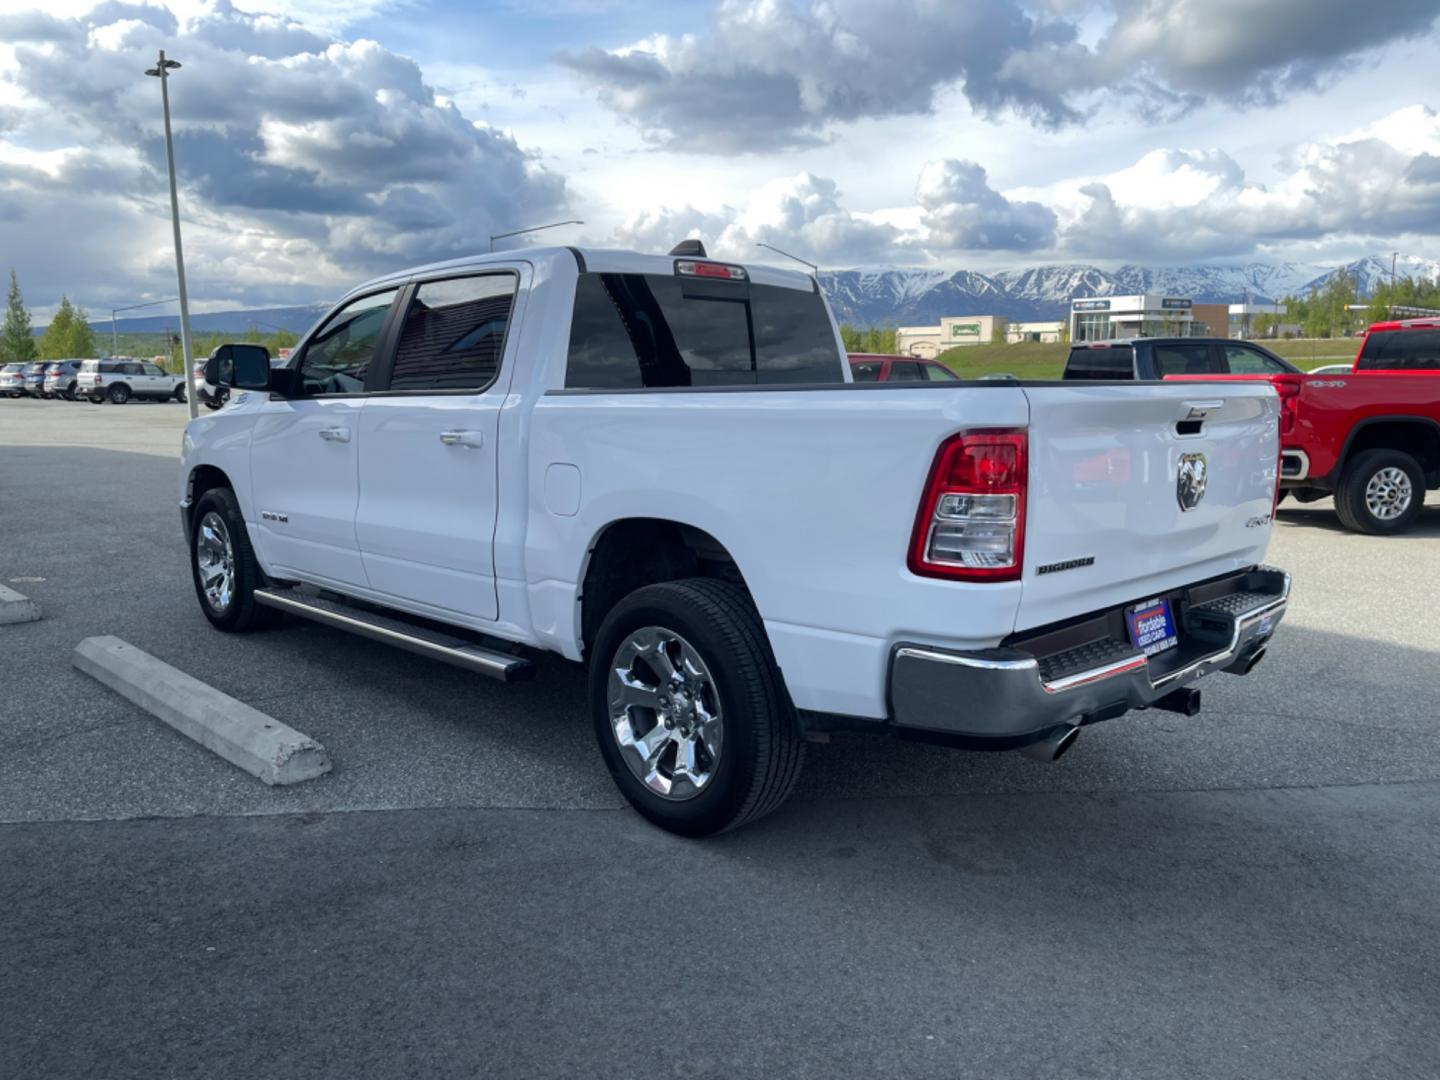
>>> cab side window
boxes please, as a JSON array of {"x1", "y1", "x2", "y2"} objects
[
  {"x1": 1223, "y1": 345, "x2": 1286, "y2": 374},
  {"x1": 1154, "y1": 344, "x2": 1219, "y2": 376},
  {"x1": 296, "y1": 289, "x2": 399, "y2": 396},
  {"x1": 142, "y1": 363, "x2": 165, "y2": 376},
  {"x1": 388, "y1": 275, "x2": 516, "y2": 392},
  {"x1": 850, "y1": 361, "x2": 882, "y2": 381}
]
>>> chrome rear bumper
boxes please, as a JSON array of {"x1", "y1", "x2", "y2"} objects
[{"x1": 889, "y1": 566, "x2": 1290, "y2": 745}]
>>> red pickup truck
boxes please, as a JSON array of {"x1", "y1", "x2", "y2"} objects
[{"x1": 1169, "y1": 319, "x2": 1440, "y2": 534}]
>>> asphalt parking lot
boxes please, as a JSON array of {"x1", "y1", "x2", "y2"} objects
[{"x1": 3, "y1": 398, "x2": 1440, "y2": 1079}]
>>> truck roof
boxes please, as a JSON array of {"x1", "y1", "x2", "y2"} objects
[
  {"x1": 339, "y1": 246, "x2": 818, "y2": 305},
  {"x1": 1070, "y1": 337, "x2": 1239, "y2": 348},
  {"x1": 1364, "y1": 318, "x2": 1440, "y2": 333}
]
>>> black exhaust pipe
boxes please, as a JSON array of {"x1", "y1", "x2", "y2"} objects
[
  {"x1": 1154, "y1": 686, "x2": 1202, "y2": 717},
  {"x1": 1019, "y1": 724, "x2": 1080, "y2": 763},
  {"x1": 1241, "y1": 647, "x2": 1266, "y2": 675}
]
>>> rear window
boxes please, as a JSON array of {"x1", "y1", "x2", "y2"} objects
[
  {"x1": 564, "y1": 272, "x2": 842, "y2": 389},
  {"x1": 1357, "y1": 330, "x2": 1440, "y2": 371},
  {"x1": 1064, "y1": 345, "x2": 1134, "y2": 380}
]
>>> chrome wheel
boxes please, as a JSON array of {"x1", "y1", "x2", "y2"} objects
[
  {"x1": 607, "y1": 626, "x2": 724, "y2": 801},
  {"x1": 195, "y1": 511, "x2": 235, "y2": 614},
  {"x1": 1365, "y1": 466, "x2": 1413, "y2": 521}
]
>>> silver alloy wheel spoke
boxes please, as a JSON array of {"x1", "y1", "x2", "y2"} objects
[
  {"x1": 1365, "y1": 467, "x2": 1413, "y2": 520},
  {"x1": 195, "y1": 511, "x2": 235, "y2": 613},
  {"x1": 608, "y1": 625, "x2": 723, "y2": 802}
]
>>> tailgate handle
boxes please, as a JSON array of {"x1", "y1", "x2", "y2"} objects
[{"x1": 1183, "y1": 400, "x2": 1223, "y2": 419}]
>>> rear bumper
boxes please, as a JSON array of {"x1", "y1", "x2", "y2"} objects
[{"x1": 889, "y1": 565, "x2": 1290, "y2": 746}]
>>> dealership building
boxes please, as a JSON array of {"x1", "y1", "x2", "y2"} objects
[
  {"x1": 1068, "y1": 294, "x2": 1202, "y2": 341},
  {"x1": 895, "y1": 315, "x2": 1008, "y2": 357}
]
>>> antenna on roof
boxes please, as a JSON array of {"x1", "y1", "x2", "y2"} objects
[{"x1": 669, "y1": 239, "x2": 707, "y2": 258}]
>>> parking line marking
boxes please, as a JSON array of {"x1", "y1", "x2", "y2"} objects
[
  {"x1": 72, "y1": 635, "x2": 332, "y2": 786},
  {"x1": 0, "y1": 583, "x2": 42, "y2": 625}
]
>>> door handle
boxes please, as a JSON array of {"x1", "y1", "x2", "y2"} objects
[
  {"x1": 318, "y1": 427, "x2": 351, "y2": 443},
  {"x1": 440, "y1": 430, "x2": 484, "y2": 449}
]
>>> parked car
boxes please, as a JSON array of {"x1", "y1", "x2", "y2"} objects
[
  {"x1": 1165, "y1": 319, "x2": 1440, "y2": 534},
  {"x1": 0, "y1": 362, "x2": 24, "y2": 396},
  {"x1": 79, "y1": 358, "x2": 188, "y2": 404},
  {"x1": 848, "y1": 353, "x2": 960, "y2": 381},
  {"x1": 181, "y1": 243, "x2": 1290, "y2": 835},
  {"x1": 13, "y1": 360, "x2": 50, "y2": 397},
  {"x1": 42, "y1": 359, "x2": 85, "y2": 400},
  {"x1": 1064, "y1": 337, "x2": 1300, "y2": 380}
]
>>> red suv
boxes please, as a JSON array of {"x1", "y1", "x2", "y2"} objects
[{"x1": 848, "y1": 354, "x2": 959, "y2": 382}]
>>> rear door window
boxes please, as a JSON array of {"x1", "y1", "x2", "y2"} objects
[
  {"x1": 1357, "y1": 330, "x2": 1440, "y2": 371},
  {"x1": 850, "y1": 361, "x2": 882, "y2": 382},
  {"x1": 887, "y1": 361, "x2": 926, "y2": 381},
  {"x1": 1064, "y1": 346, "x2": 1135, "y2": 380},
  {"x1": 1153, "y1": 343, "x2": 1220, "y2": 377},
  {"x1": 386, "y1": 275, "x2": 516, "y2": 392},
  {"x1": 564, "y1": 272, "x2": 842, "y2": 388}
]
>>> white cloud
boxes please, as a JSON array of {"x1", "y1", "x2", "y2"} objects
[{"x1": 0, "y1": 0, "x2": 568, "y2": 309}]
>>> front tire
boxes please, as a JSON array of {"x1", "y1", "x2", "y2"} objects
[
  {"x1": 590, "y1": 578, "x2": 805, "y2": 836},
  {"x1": 107, "y1": 384, "x2": 130, "y2": 405},
  {"x1": 1335, "y1": 449, "x2": 1425, "y2": 535},
  {"x1": 173, "y1": 384, "x2": 187, "y2": 403},
  {"x1": 189, "y1": 487, "x2": 281, "y2": 632}
]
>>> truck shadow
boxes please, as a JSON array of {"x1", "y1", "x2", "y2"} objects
[{"x1": 1276, "y1": 495, "x2": 1440, "y2": 538}]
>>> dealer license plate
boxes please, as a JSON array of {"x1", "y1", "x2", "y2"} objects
[{"x1": 1126, "y1": 597, "x2": 1178, "y2": 656}]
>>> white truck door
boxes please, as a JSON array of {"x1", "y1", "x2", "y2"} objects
[
  {"x1": 353, "y1": 270, "x2": 527, "y2": 623},
  {"x1": 249, "y1": 288, "x2": 400, "y2": 590}
]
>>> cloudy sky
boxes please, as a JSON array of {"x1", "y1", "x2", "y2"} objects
[{"x1": 1, "y1": 0, "x2": 1438, "y2": 316}]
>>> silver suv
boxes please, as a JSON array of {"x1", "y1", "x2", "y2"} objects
[
  {"x1": 78, "y1": 358, "x2": 188, "y2": 404},
  {"x1": 43, "y1": 359, "x2": 86, "y2": 400}
]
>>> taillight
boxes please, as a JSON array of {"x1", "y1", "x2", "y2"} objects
[
  {"x1": 909, "y1": 430, "x2": 1027, "y2": 582},
  {"x1": 1276, "y1": 380, "x2": 1300, "y2": 435}
]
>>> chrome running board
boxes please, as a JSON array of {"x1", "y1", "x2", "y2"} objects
[{"x1": 254, "y1": 588, "x2": 533, "y2": 682}]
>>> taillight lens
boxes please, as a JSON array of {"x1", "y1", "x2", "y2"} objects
[
  {"x1": 909, "y1": 430, "x2": 1027, "y2": 581},
  {"x1": 1276, "y1": 380, "x2": 1300, "y2": 435}
]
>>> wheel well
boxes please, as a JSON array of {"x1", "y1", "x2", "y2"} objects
[
  {"x1": 185, "y1": 465, "x2": 233, "y2": 528},
  {"x1": 580, "y1": 519, "x2": 749, "y2": 659},
  {"x1": 1345, "y1": 421, "x2": 1440, "y2": 483}
]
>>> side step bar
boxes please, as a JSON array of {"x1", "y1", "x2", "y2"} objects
[{"x1": 253, "y1": 588, "x2": 533, "y2": 682}]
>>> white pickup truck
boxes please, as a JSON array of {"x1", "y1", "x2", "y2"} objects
[{"x1": 179, "y1": 243, "x2": 1290, "y2": 835}]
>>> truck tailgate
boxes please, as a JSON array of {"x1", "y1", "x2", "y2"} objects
[{"x1": 1017, "y1": 383, "x2": 1278, "y2": 632}]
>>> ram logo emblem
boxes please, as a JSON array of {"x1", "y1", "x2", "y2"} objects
[{"x1": 1177, "y1": 453, "x2": 1208, "y2": 512}]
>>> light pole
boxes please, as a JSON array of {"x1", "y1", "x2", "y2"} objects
[
  {"x1": 488, "y1": 219, "x2": 584, "y2": 253},
  {"x1": 145, "y1": 50, "x2": 198, "y2": 419},
  {"x1": 756, "y1": 242, "x2": 818, "y2": 276},
  {"x1": 110, "y1": 296, "x2": 179, "y2": 357}
]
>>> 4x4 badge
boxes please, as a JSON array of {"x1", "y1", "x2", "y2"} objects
[{"x1": 1177, "y1": 452, "x2": 1208, "y2": 512}]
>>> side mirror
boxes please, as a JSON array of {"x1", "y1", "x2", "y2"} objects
[{"x1": 208, "y1": 343, "x2": 271, "y2": 391}]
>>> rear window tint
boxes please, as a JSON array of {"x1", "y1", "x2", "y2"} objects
[
  {"x1": 1357, "y1": 330, "x2": 1440, "y2": 371},
  {"x1": 1064, "y1": 346, "x2": 1134, "y2": 380},
  {"x1": 565, "y1": 272, "x2": 841, "y2": 389},
  {"x1": 1154, "y1": 343, "x2": 1219, "y2": 377}
]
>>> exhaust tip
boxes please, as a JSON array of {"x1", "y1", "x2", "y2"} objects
[
  {"x1": 1019, "y1": 724, "x2": 1080, "y2": 764},
  {"x1": 1242, "y1": 647, "x2": 1266, "y2": 675}
]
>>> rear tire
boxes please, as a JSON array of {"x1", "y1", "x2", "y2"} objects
[
  {"x1": 1334, "y1": 449, "x2": 1425, "y2": 535},
  {"x1": 189, "y1": 487, "x2": 281, "y2": 632},
  {"x1": 589, "y1": 578, "x2": 805, "y2": 836},
  {"x1": 107, "y1": 384, "x2": 130, "y2": 405}
]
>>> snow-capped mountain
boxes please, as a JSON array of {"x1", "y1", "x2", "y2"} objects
[{"x1": 818, "y1": 254, "x2": 1440, "y2": 326}]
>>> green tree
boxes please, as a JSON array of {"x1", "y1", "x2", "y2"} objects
[
  {"x1": 67, "y1": 304, "x2": 97, "y2": 357},
  {"x1": 37, "y1": 296, "x2": 78, "y2": 359},
  {"x1": 1, "y1": 270, "x2": 37, "y2": 363}
]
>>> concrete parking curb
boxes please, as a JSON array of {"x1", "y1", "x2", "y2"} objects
[
  {"x1": 72, "y1": 635, "x2": 332, "y2": 786},
  {"x1": 0, "y1": 583, "x2": 42, "y2": 625}
]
